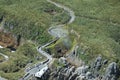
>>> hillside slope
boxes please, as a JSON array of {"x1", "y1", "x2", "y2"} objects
[{"x1": 53, "y1": 0, "x2": 120, "y2": 64}]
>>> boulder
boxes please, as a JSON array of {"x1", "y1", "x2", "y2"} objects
[
  {"x1": 59, "y1": 57, "x2": 67, "y2": 64},
  {"x1": 93, "y1": 56, "x2": 102, "y2": 70},
  {"x1": 76, "y1": 65, "x2": 89, "y2": 75},
  {"x1": 86, "y1": 72, "x2": 93, "y2": 79},
  {"x1": 104, "y1": 62, "x2": 118, "y2": 80},
  {"x1": 103, "y1": 59, "x2": 108, "y2": 65}
]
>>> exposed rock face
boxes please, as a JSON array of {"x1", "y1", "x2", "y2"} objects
[
  {"x1": 36, "y1": 57, "x2": 120, "y2": 80},
  {"x1": 75, "y1": 65, "x2": 89, "y2": 75},
  {"x1": 104, "y1": 62, "x2": 118, "y2": 80},
  {"x1": 59, "y1": 57, "x2": 67, "y2": 64},
  {"x1": 93, "y1": 56, "x2": 102, "y2": 70},
  {"x1": 0, "y1": 30, "x2": 20, "y2": 50}
]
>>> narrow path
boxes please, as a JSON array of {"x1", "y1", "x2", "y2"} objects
[
  {"x1": 23, "y1": 0, "x2": 76, "y2": 79},
  {"x1": 48, "y1": 0, "x2": 76, "y2": 38},
  {"x1": 0, "y1": 45, "x2": 3, "y2": 48},
  {"x1": 47, "y1": 0, "x2": 75, "y2": 24},
  {"x1": 0, "y1": 53, "x2": 9, "y2": 80},
  {"x1": 0, "y1": 53, "x2": 9, "y2": 62},
  {"x1": 38, "y1": 0, "x2": 76, "y2": 66},
  {"x1": 38, "y1": 0, "x2": 76, "y2": 64},
  {"x1": 0, "y1": 46, "x2": 9, "y2": 64}
]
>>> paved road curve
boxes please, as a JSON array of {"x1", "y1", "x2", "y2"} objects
[
  {"x1": 23, "y1": 0, "x2": 76, "y2": 79},
  {"x1": 47, "y1": 0, "x2": 75, "y2": 24}
]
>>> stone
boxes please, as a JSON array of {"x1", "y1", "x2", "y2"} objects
[
  {"x1": 104, "y1": 62, "x2": 118, "y2": 80},
  {"x1": 86, "y1": 72, "x2": 93, "y2": 79},
  {"x1": 103, "y1": 59, "x2": 108, "y2": 65},
  {"x1": 94, "y1": 56, "x2": 102, "y2": 70},
  {"x1": 58, "y1": 57, "x2": 67, "y2": 64},
  {"x1": 76, "y1": 65, "x2": 89, "y2": 75},
  {"x1": 68, "y1": 73, "x2": 78, "y2": 80}
]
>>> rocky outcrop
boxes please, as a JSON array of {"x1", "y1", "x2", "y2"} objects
[
  {"x1": 93, "y1": 56, "x2": 102, "y2": 70},
  {"x1": 103, "y1": 62, "x2": 118, "y2": 80},
  {"x1": 36, "y1": 56, "x2": 120, "y2": 80},
  {"x1": 0, "y1": 30, "x2": 19, "y2": 50}
]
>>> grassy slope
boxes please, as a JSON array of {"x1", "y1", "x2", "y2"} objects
[
  {"x1": 53, "y1": 0, "x2": 120, "y2": 63},
  {"x1": 0, "y1": 0, "x2": 69, "y2": 44},
  {"x1": 0, "y1": 0, "x2": 120, "y2": 79},
  {"x1": 0, "y1": 41, "x2": 45, "y2": 80},
  {"x1": 0, "y1": 0, "x2": 69, "y2": 79}
]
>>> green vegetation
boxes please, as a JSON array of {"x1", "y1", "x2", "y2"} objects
[
  {"x1": 0, "y1": 0, "x2": 120, "y2": 79},
  {"x1": 0, "y1": 0, "x2": 69, "y2": 44},
  {"x1": 0, "y1": 41, "x2": 45, "y2": 80},
  {"x1": 45, "y1": 37, "x2": 72, "y2": 58},
  {"x1": 53, "y1": 59, "x2": 65, "y2": 67},
  {"x1": 53, "y1": 0, "x2": 120, "y2": 64},
  {"x1": 0, "y1": 55, "x2": 4, "y2": 62},
  {"x1": 0, "y1": 0, "x2": 70, "y2": 79}
]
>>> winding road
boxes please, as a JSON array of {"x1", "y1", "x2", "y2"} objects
[
  {"x1": 47, "y1": 0, "x2": 75, "y2": 24},
  {"x1": 0, "y1": 53, "x2": 9, "y2": 63},
  {"x1": 48, "y1": 0, "x2": 75, "y2": 38},
  {"x1": 39, "y1": 0, "x2": 76, "y2": 66},
  {"x1": 37, "y1": 0, "x2": 76, "y2": 75},
  {"x1": 0, "y1": 46, "x2": 9, "y2": 80},
  {"x1": 0, "y1": 46, "x2": 9, "y2": 64},
  {"x1": 23, "y1": 0, "x2": 76, "y2": 79},
  {"x1": 0, "y1": 0, "x2": 76, "y2": 79}
]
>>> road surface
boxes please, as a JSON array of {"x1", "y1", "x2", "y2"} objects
[
  {"x1": 0, "y1": 53, "x2": 9, "y2": 62},
  {"x1": 23, "y1": 0, "x2": 76, "y2": 79},
  {"x1": 0, "y1": 46, "x2": 9, "y2": 80},
  {"x1": 0, "y1": 45, "x2": 9, "y2": 64}
]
